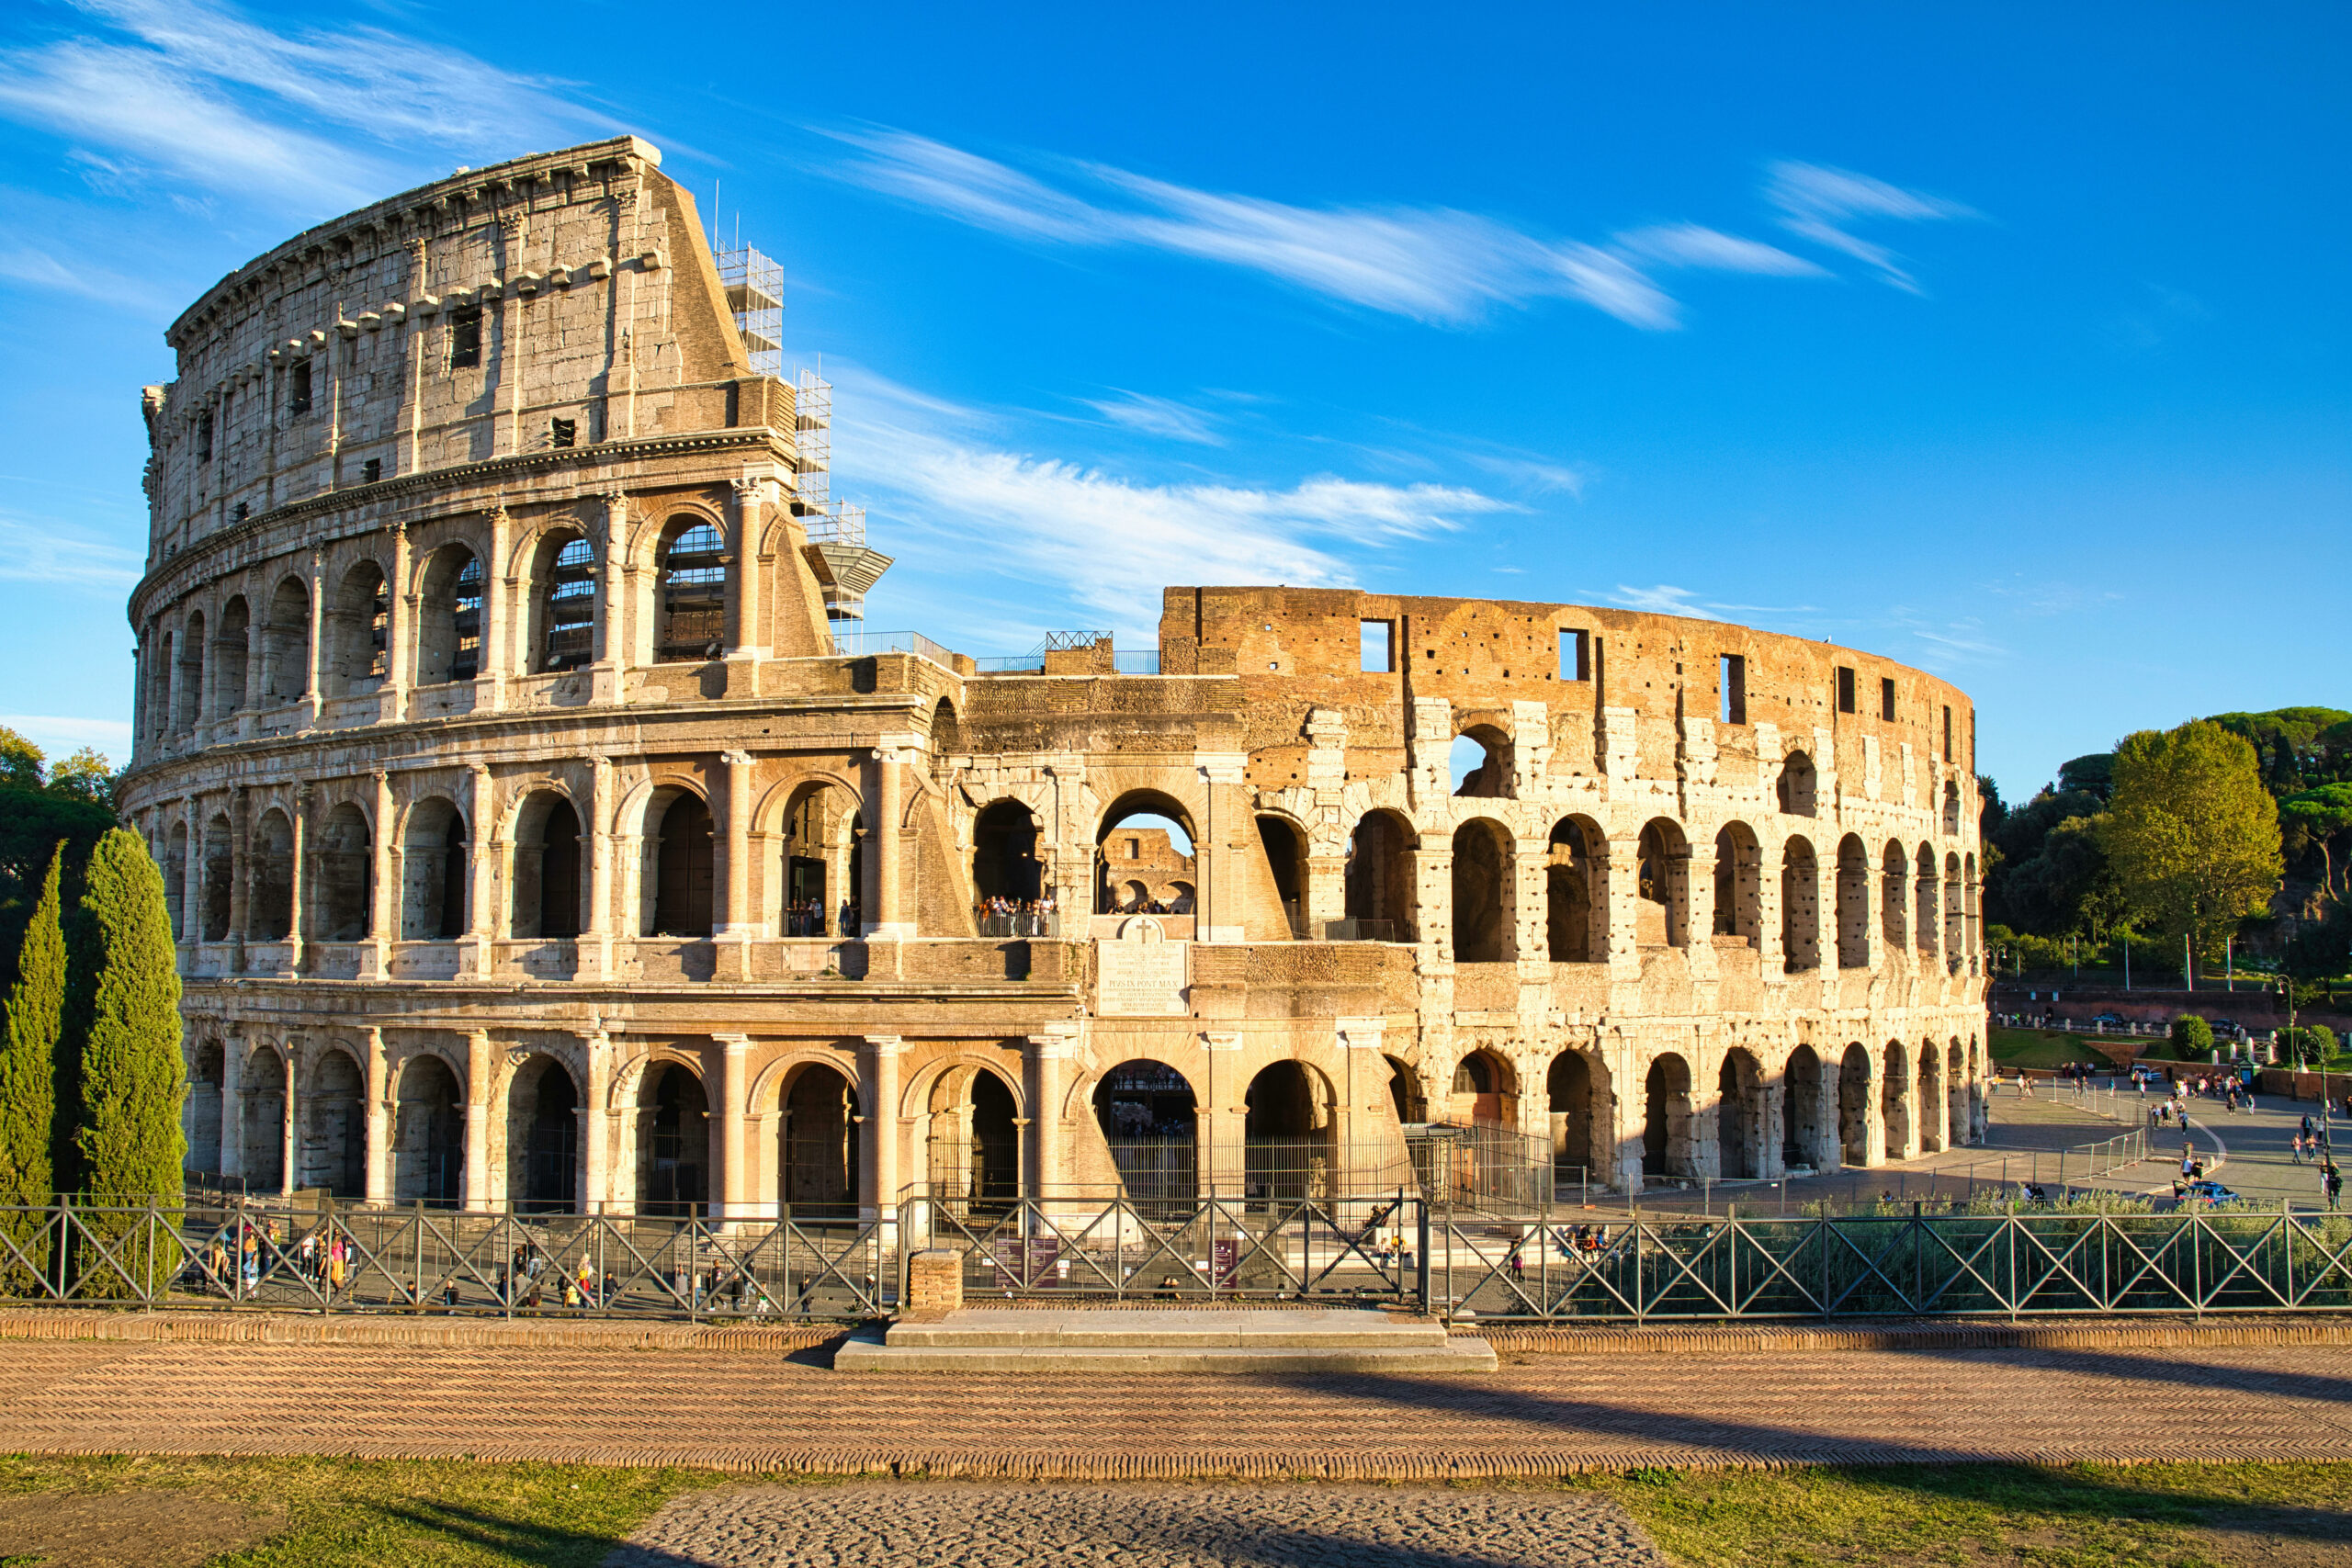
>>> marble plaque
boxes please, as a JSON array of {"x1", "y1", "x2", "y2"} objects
[{"x1": 1095, "y1": 917, "x2": 1190, "y2": 1017}]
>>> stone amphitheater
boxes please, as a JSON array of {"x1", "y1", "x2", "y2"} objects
[{"x1": 118, "y1": 135, "x2": 1989, "y2": 1227}]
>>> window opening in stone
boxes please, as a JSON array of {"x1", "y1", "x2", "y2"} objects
[
  {"x1": 1719, "y1": 1050, "x2": 1761, "y2": 1179},
  {"x1": 1880, "y1": 675, "x2": 1896, "y2": 722},
  {"x1": 656, "y1": 520, "x2": 727, "y2": 662},
  {"x1": 1093, "y1": 795, "x2": 1194, "y2": 915},
  {"x1": 1837, "y1": 834, "x2": 1871, "y2": 969},
  {"x1": 1781, "y1": 836, "x2": 1820, "y2": 971},
  {"x1": 234, "y1": 502, "x2": 250, "y2": 522},
  {"x1": 1837, "y1": 1043, "x2": 1872, "y2": 1166},
  {"x1": 248, "y1": 808, "x2": 294, "y2": 942},
  {"x1": 782, "y1": 1064, "x2": 860, "y2": 1217},
  {"x1": 1942, "y1": 705, "x2": 1954, "y2": 758},
  {"x1": 649, "y1": 791, "x2": 714, "y2": 937},
  {"x1": 196, "y1": 411, "x2": 213, "y2": 463},
  {"x1": 1547, "y1": 1051, "x2": 1596, "y2": 1186},
  {"x1": 1883, "y1": 1042, "x2": 1912, "y2": 1160},
  {"x1": 213, "y1": 597, "x2": 250, "y2": 717},
  {"x1": 164, "y1": 822, "x2": 188, "y2": 941},
  {"x1": 323, "y1": 562, "x2": 389, "y2": 695},
  {"x1": 448, "y1": 306, "x2": 482, "y2": 369},
  {"x1": 1558, "y1": 627, "x2": 1589, "y2": 682},
  {"x1": 1451, "y1": 726, "x2": 1511, "y2": 797},
  {"x1": 1546, "y1": 817, "x2": 1601, "y2": 962},
  {"x1": 200, "y1": 812, "x2": 232, "y2": 942},
  {"x1": 313, "y1": 804, "x2": 371, "y2": 942},
  {"x1": 361, "y1": 457, "x2": 381, "y2": 483},
  {"x1": 1635, "y1": 819, "x2": 1690, "y2": 948},
  {"x1": 1784, "y1": 1043, "x2": 1826, "y2": 1171},
  {"x1": 1712, "y1": 822, "x2": 1760, "y2": 946},
  {"x1": 449, "y1": 555, "x2": 483, "y2": 682},
  {"x1": 1255, "y1": 816, "x2": 1306, "y2": 939},
  {"x1": 175, "y1": 613, "x2": 205, "y2": 734},
  {"x1": 400, "y1": 797, "x2": 469, "y2": 941},
  {"x1": 511, "y1": 795, "x2": 581, "y2": 940},
  {"x1": 288, "y1": 361, "x2": 311, "y2": 416},
  {"x1": 1776, "y1": 750, "x2": 1817, "y2": 817},
  {"x1": 1719, "y1": 653, "x2": 1746, "y2": 725},
  {"x1": 264, "y1": 577, "x2": 310, "y2": 703},
  {"x1": 928, "y1": 1065, "x2": 1020, "y2": 1213},
  {"x1": 549, "y1": 416, "x2": 576, "y2": 448},
  {"x1": 1340, "y1": 810, "x2": 1412, "y2": 941},
  {"x1": 1836, "y1": 666, "x2": 1856, "y2": 714},
  {"x1": 241, "y1": 1045, "x2": 287, "y2": 1192},
  {"x1": 542, "y1": 536, "x2": 595, "y2": 671},
  {"x1": 783, "y1": 784, "x2": 859, "y2": 937},
  {"x1": 1450, "y1": 818, "x2": 1509, "y2": 961},
  {"x1": 1386, "y1": 1055, "x2": 1427, "y2": 1124},
  {"x1": 973, "y1": 799, "x2": 1044, "y2": 908},
  {"x1": 1359, "y1": 619, "x2": 1394, "y2": 672},
  {"x1": 1942, "y1": 778, "x2": 1961, "y2": 837},
  {"x1": 1880, "y1": 840, "x2": 1909, "y2": 953},
  {"x1": 1095, "y1": 1059, "x2": 1196, "y2": 1213}
]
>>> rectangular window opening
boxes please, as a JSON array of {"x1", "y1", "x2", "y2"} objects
[
  {"x1": 549, "y1": 416, "x2": 576, "y2": 449},
  {"x1": 196, "y1": 412, "x2": 213, "y2": 464},
  {"x1": 360, "y1": 457, "x2": 381, "y2": 484},
  {"x1": 1836, "y1": 666, "x2": 1856, "y2": 715},
  {"x1": 448, "y1": 307, "x2": 483, "y2": 369},
  {"x1": 1943, "y1": 705, "x2": 1953, "y2": 758},
  {"x1": 1880, "y1": 676, "x2": 1896, "y2": 722},
  {"x1": 1358, "y1": 618, "x2": 1393, "y2": 672},
  {"x1": 1718, "y1": 653, "x2": 1747, "y2": 726},
  {"x1": 1558, "y1": 627, "x2": 1589, "y2": 682},
  {"x1": 288, "y1": 361, "x2": 312, "y2": 416}
]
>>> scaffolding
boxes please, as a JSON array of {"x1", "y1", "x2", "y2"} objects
[
  {"x1": 793, "y1": 367, "x2": 832, "y2": 509},
  {"x1": 716, "y1": 245, "x2": 783, "y2": 378}
]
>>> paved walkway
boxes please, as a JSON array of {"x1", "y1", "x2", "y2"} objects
[
  {"x1": 6, "y1": 1330, "x2": 2351, "y2": 1477},
  {"x1": 607, "y1": 1484, "x2": 1666, "y2": 1567}
]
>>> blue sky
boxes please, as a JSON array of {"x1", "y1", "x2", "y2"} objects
[{"x1": 0, "y1": 1, "x2": 2344, "y2": 803}]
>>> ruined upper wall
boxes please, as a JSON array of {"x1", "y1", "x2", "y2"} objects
[{"x1": 139, "y1": 137, "x2": 772, "y2": 565}]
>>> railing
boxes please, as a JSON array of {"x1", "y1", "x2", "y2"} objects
[
  {"x1": 975, "y1": 908, "x2": 1061, "y2": 938},
  {"x1": 829, "y1": 628, "x2": 956, "y2": 668},
  {"x1": 1323, "y1": 919, "x2": 1399, "y2": 942}
]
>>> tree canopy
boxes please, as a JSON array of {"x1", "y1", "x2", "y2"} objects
[
  {"x1": 0, "y1": 728, "x2": 119, "y2": 991},
  {"x1": 2099, "y1": 719, "x2": 2283, "y2": 973}
]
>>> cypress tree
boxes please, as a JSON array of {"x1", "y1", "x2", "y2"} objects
[
  {"x1": 64, "y1": 829, "x2": 185, "y2": 1295},
  {"x1": 0, "y1": 846, "x2": 62, "y2": 1288}
]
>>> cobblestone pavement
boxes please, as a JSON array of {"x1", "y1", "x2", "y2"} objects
[
  {"x1": 6, "y1": 1334, "x2": 2352, "y2": 1477},
  {"x1": 606, "y1": 1484, "x2": 1665, "y2": 1567}
]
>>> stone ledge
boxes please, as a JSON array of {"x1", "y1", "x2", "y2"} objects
[
  {"x1": 0, "y1": 1310, "x2": 845, "y2": 1353},
  {"x1": 1470, "y1": 1314, "x2": 2352, "y2": 1355}
]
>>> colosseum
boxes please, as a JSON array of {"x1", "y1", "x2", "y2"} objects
[{"x1": 119, "y1": 135, "x2": 1989, "y2": 1231}]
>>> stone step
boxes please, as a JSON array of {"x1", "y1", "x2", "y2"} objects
[
  {"x1": 835, "y1": 1328, "x2": 1498, "y2": 1375},
  {"x1": 886, "y1": 1308, "x2": 1449, "y2": 1350}
]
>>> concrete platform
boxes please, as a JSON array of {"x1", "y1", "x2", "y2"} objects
[{"x1": 833, "y1": 1308, "x2": 1498, "y2": 1373}]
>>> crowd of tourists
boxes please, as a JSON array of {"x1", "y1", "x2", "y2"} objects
[
  {"x1": 198, "y1": 1216, "x2": 356, "y2": 1298},
  {"x1": 784, "y1": 899, "x2": 858, "y2": 937},
  {"x1": 977, "y1": 894, "x2": 1057, "y2": 936}
]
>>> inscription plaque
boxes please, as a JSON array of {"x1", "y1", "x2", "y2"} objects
[{"x1": 1095, "y1": 917, "x2": 1190, "y2": 1017}]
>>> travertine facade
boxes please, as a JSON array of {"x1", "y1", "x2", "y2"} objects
[{"x1": 121, "y1": 138, "x2": 1988, "y2": 1222}]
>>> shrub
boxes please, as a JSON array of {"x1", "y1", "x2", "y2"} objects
[{"x1": 2169, "y1": 1014, "x2": 2215, "y2": 1057}]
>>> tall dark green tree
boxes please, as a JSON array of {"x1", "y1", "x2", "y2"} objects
[
  {"x1": 62, "y1": 829, "x2": 184, "y2": 1293},
  {"x1": 0, "y1": 847, "x2": 62, "y2": 1288}
]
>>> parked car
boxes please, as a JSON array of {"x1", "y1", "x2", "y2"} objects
[
  {"x1": 2180, "y1": 1179, "x2": 2245, "y2": 1208},
  {"x1": 2206, "y1": 1019, "x2": 2243, "y2": 1039},
  {"x1": 2091, "y1": 1011, "x2": 2126, "y2": 1028}
]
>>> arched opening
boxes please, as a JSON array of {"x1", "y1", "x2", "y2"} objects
[
  {"x1": 1837, "y1": 1043, "x2": 1872, "y2": 1167},
  {"x1": 924, "y1": 1064, "x2": 1020, "y2": 1210},
  {"x1": 780, "y1": 1063, "x2": 860, "y2": 1217},
  {"x1": 400, "y1": 796, "x2": 469, "y2": 941},
  {"x1": 1641, "y1": 1054, "x2": 1694, "y2": 1179},
  {"x1": 1451, "y1": 726, "x2": 1513, "y2": 798},
  {"x1": 1254, "y1": 815, "x2": 1307, "y2": 939},
  {"x1": 1942, "y1": 778, "x2": 1962, "y2": 837},
  {"x1": 149, "y1": 629, "x2": 174, "y2": 746},
  {"x1": 1093, "y1": 792, "x2": 1196, "y2": 915},
  {"x1": 1093, "y1": 1059, "x2": 1197, "y2": 1207},
  {"x1": 1783, "y1": 1044, "x2": 1825, "y2": 1170},
  {"x1": 532, "y1": 531, "x2": 597, "y2": 671},
  {"x1": 1781, "y1": 836, "x2": 1820, "y2": 971},
  {"x1": 392, "y1": 1053, "x2": 464, "y2": 1206},
  {"x1": 414, "y1": 546, "x2": 483, "y2": 685},
  {"x1": 638, "y1": 1061, "x2": 709, "y2": 1218},
  {"x1": 1546, "y1": 816, "x2": 1604, "y2": 961},
  {"x1": 973, "y1": 798, "x2": 1044, "y2": 910},
  {"x1": 1964, "y1": 853, "x2": 1980, "y2": 963},
  {"x1": 187, "y1": 1040, "x2": 223, "y2": 1172},
  {"x1": 1947, "y1": 1040, "x2": 1969, "y2": 1148},
  {"x1": 1546, "y1": 1050, "x2": 1599, "y2": 1186},
  {"x1": 1712, "y1": 821, "x2": 1762, "y2": 946},
  {"x1": 781, "y1": 782, "x2": 861, "y2": 936},
  {"x1": 1836, "y1": 835, "x2": 1871, "y2": 969},
  {"x1": 174, "y1": 611, "x2": 205, "y2": 733},
  {"x1": 241, "y1": 1045, "x2": 286, "y2": 1192},
  {"x1": 1881, "y1": 840, "x2": 1909, "y2": 953},
  {"x1": 645, "y1": 789, "x2": 714, "y2": 937},
  {"x1": 311, "y1": 804, "x2": 371, "y2": 942},
  {"x1": 509, "y1": 1055, "x2": 579, "y2": 1213},
  {"x1": 1718, "y1": 1049, "x2": 1762, "y2": 1179},
  {"x1": 1449, "y1": 1048, "x2": 1516, "y2": 1127},
  {"x1": 655, "y1": 517, "x2": 728, "y2": 663},
  {"x1": 212, "y1": 596, "x2": 250, "y2": 717},
  {"x1": 929, "y1": 697, "x2": 964, "y2": 772},
  {"x1": 1883, "y1": 1041, "x2": 1912, "y2": 1161},
  {"x1": 1342, "y1": 809, "x2": 1414, "y2": 940},
  {"x1": 1777, "y1": 750, "x2": 1816, "y2": 817},
  {"x1": 1244, "y1": 1060, "x2": 1334, "y2": 1203},
  {"x1": 509, "y1": 792, "x2": 582, "y2": 940},
  {"x1": 200, "y1": 812, "x2": 233, "y2": 942},
  {"x1": 1943, "y1": 852, "x2": 1964, "y2": 967},
  {"x1": 263, "y1": 576, "x2": 310, "y2": 702},
  {"x1": 1450, "y1": 818, "x2": 1510, "y2": 961},
  {"x1": 1918, "y1": 1039, "x2": 1945, "y2": 1154},
  {"x1": 1385, "y1": 1055, "x2": 1427, "y2": 1124},
  {"x1": 322, "y1": 561, "x2": 389, "y2": 696},
  {"x1": 1915, "y1": 841, "x2": 1939, "y2": 960},
  {"x1": 1636, "y1": 819, "x2": 1690, "y2": 949},
  {"x1": 164, "y1": 821, "x2": 189, "y2": 941},
  {"x1": 301, "y1": 1049, "x2": 365, "y2": 1198},
  {"x1": 247, "y1": 808, "x2": 294, "y2": 942}
]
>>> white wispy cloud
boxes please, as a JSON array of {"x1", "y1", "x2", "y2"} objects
[
  {"x1": 819, "y1": 126, "x2": 1826, "y2": 330},
  {"x1": 0, "y1": 714, "x2": 133, "y2": 765},
  {"x1": 0, "y1": 516, "x2": 143, "y2": 589},
  {"x1": 1764, "y1": 161, "x2": 1974, "y2": 292},
  {"x1": 1083, "y1": 390, "x2": 1225, "y2": 446}
]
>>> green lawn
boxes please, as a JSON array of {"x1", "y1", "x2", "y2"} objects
[
  {"x1": 4, "y1": 1454, "x2": 2348, "y2": 1567},
  {"x1": 1988, "y1": 1026, "x2": 2125, "y2": 1069}
]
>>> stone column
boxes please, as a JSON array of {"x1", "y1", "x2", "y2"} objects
[
  {"x1": 381, "y1": 521, "x2": 411, "y2": 723},
  {"x1": 868, "y1": 746, "x2": 908, "y2": 939},
  {"x1": 478, "y1": 503, "x2": 512, "y2": 711},
  {"x1": 1758, "y1": 1078, "x2": 1787, "y2": 1180},
  {"x1": 467, "y1": 761, "x2": 495, "y2": 976},
  {"x1": 1201, "y1": 1032, "x2": 1246, "y2": 1198},
  {"x1": 179, "y1": 795, "x2": 203, "y2": 950},
  {"x1": 717, "y1": 750, "x2": 755, "y2": 939},
  {"x1": 286, "y1": 784, "x2": 310, "y2": 975},
  {"x1": 1336, "y1": 1017, "x2": 1387, "y2": 1186},
  {"x1": 579, "y1": 1031, "x2": 610, "y2": 1213},
  {"x1": 280, "y1": 1043, "x2": 300, "y2": 1196},
  {"x1": 715, "y1": 1032, "x2": 751, "y2": 1222},
  {"x1": 368, "y1": 771, "x2": 397, "y2": 976},
  {"x1": 1412, "y1": 840, "x2": 1452, "y2": 957},
  {"x1": 1511, "y1": 835, "x2": 1547, "y2": 963},
  {"x1": 1604, "y1": 836, "x2": 1643, "y2": 977},
  {"x1": 861, "y1": 1035, "x2": 903, "y2": 1232},
  {"x1": 302, "y1": 548, "x2": 324, "y2": 724},
  {"x1": 226, "y1": 784, "x2": 251, "y2": 964},
  {"x1": 364, "y1": 1026, "x2": 390, "y2": 1206},
  {"x1": 1027, "y1": 1030, "x2": 1077, "y2": 1201},
  {"x1": 581, "y1": 755, "x2": 613, "y2": 980},
  {"x1": 729, "y1": 475, "x2": 767, "y2": 660},
  {"x1": 219, "y1": 1030, "x2": 244, "y2": 1181},
  {"x1": 593, "y1": 491, "x2": 626, "y2": 705},
  {"x1": 1195, "y1": 753, "x2": 1247, "y2": 943},
  {"x1": 463, "y1": 1029, "x2": 492, "y2": 1212},
  {"x1": 1862, "y1": 1045, "x2": 1890, "y2": 1169}
]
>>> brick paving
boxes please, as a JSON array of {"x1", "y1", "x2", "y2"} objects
[
  {"x1": 5, "y1": 1327, "x2": 2352, "y2": 1478},
  {"x1": 608, "y1": 1484, "x2": 1666, "y2": 1567}
]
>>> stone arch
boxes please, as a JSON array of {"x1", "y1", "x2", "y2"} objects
[
  {"x1": 1781, "y1": 1043, "x2": 1830, "y2": 1171},
  {"x1": 1092, "y1": 1057, "x2": 1198, "y2": 1205},
  {"x1": 1244, "y1": 1059, "x2": 1338, "y2": 1203},
  {"x1": 399, "y1": 795, "x2": 469, "y2": 941},
  {"x1": 1712, "y1": 820, "x2": 1763, "y2": 946},
  {"x1": 300, "y1": 1043, "x2": 366, "y2": 1197},
  {"x1": 634, "y1": 1056, "x2": 710, "y2": 1217},
  {"x1": 1717, "y1": 1048, "x2": 1765, "y2": 1179},
  {"x1": 212, "y1": 594, "x2": 250, "y2": 718},
  {"x1": 187, "y1": 1036, "x2": 224, "y2": 1174},
  {"x1": 1547, "y1": 815, "x2": 1606, "y2": 961},
  {"x1": 1093, "y1": 789, "x2": 1198, "y2": 916},
  {"x1": 929, "y1": 695, "x2": 964, "y2": 765},
  {"x1": 1948, "y1": 1037, "x2": 1969, "y2": 1147},
  {"x1": 1836, "y1": 834, "x2": 1871, "y2": 969},
  {"x1": 1777, "y1": 750, "x2": 1816, "y2": 817},
  {"x1": 262, "y1": 573, "x2": 310, "y2": 702},
  {"x1": 247, "y1": 807, "x2": 295, "y2": 942},
  {"x1": 916, "y1": 1055, "x2": 1023, "y2": 1208},
  {"x1": 654, "y1": 513, "x2": 729, "y2": 663},
  {"x1": 1881, "y1": 839, "x2": 1909, "y2": 952},
  {"x1": 1451, "y1": 817, "x2": 1511, "y2": 962},
  {"x1": 526, "y1": 526, "x2": 597, "y2": 672},
  {"x1": 1882, "y1": 1039, "x2": 1913, "y2": 1161},
  {"x1": 1545, "y1": 1048, "x2": 1608, "y2": 1184},
  {"x1": 1385, "y1": 1054, "x2": 1428, "y2": 1123},
  {"x1": 392, "y1": 1050, "x2": 465, "y2": 1205},
  {"x1": 174, "y1": 607, "x2": 206, "y2": 733},
  {"x1": 1448, "y1": 1044, "x2": 1519, "y2": 1127},
  {"x1": 413, "y1": 542, "x2": 484, "y2": 685},
  {"x1": 311, "y1": 802, "x2": 371, "y2": 942},
  {"x1": 1636, "y1": 819, "x2": 1690, "y2": 949},
  {"x1": 164, "y1": 819, "x2": 189, "y2": 940},
  {"x1": 1254, "y1": 812, "x2": 1308, "y2": 939},
  {"x1": 640, "y1": 784, "x2": 714, "y2": 938},
  {"x1": 199, "y1": 810, "x2": 233, "y2": 942},
  {"x1": 1452, "y1": 721, "x2": 1514, "y2": 799},
  {"x1": 777, "y1": 1059, "x2": 861, "y2": 1214},
  {"x1": 1781, "y1": 833, "x2": 1820, "y2": 971},
  {"x1": 1918, "y1": 1036, "x2": 1945, "y2": 1154},
  {"x1": 778, "y1": 778, "x2": 863, "y2": 936},
  {"x1": 1641, "y1": 1052, "x2": 1696, "y2": 1180},
  {"x1": 1914, "y1": 840, "x2": 1939, "y2": 959},
  {"x1": 508, "y1": 788, "x2": 582, "y2": 940},
  {"x1": 974, "y1": 796, "x2": 1045, "y2": 903},
  {"x1": 1343, "y1": 808, "x2": 1415, "y2": 940},
  {"x1": 1837, "y1": 1043, "x2": 1872, "y2": 1167},
  {"x1": 240, "y1": 1040, "x2": 287, "y2": 1192},
  {"x1": 322, "y1": 558, "x2": 389, "y2": 696},
  {"x1": 505, "y1": 1051, "x2": 581, "y2": 1212},
  {"x1": 1942, "y1": 777, "x2": 1962, "y2": 836}
]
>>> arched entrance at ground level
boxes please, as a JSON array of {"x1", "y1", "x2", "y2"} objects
[
  {"x1": 1947, "y1": 1041, "x2": 1970, "y2": 1148},
  {"x1": 1837, "y1": 1044, "x2": 1872, "y2": 1167},
  {"x1": 1451, "y1": 819, "x2": 1509, "y2": 961},
  {"x1": 1718, "y1": 1049, "x2": 1763, "y2": 1179},
  {"x1": 393, "y1": 1054, "x2": 464, "y2": 1206},
  {"x1": 1449, "y1": 1048, "x2": 1516, "y2": 1127},
  {"x1": 1245, "y1": 1061, "x2": 1335, "y2": 1202},
  {"x1": 187, "y1": 1042, "x2": 224, "y2": 1175},
  {"x1": 1343, "y1": 811, "x2": 1414, "y2": 941},
  {"x1": 1546, "y1": 817, "x2": 1603, "y2": 961},
  {"x1": 1918, "y1": 1040, "x2": 1945, "y2": 1154},
  {"x1": 1782, "y1": 1044, "x2": 1827, "y2": 1171},
  {"x1": 1385, "y1": 1055, "x2": 1426, "y2": 1124},
  {"x1": 1641, "y1": 1055, "x2": 1695, "y2": 1179},
  {"x1": 637, "y1": 1062, "x2": 709, "y2": 1217},
  {"x1": 242, "y1": 1047, "x2": 287, "y2": 1192},
  {"x1": 1883, "y1": 1042, "x2": 1913, "y2": 1161},
  {"x1": 508, "y1": 1055, "x2": 579, "y2": 1213},
  {"x1": 1547, "y1": 1051, "x2": 1601, "y2": 1185},
  {"x1": 300, "y1": 1049, "x2": 365, "y2": 1198},
  {"x1": 780, "y1": 1063, "x2": 860, "y2": 1215},
  {"x1": 1093, "y1": 1059, "x2": 1197, "y2": 1206},
  {"x1": 923, "y1": 1063, "x2": 1020, "y2": 1209}
]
